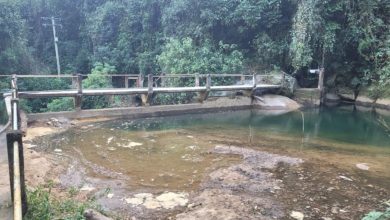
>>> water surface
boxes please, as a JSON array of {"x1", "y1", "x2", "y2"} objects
[{"x1": 41, "y1": 106, "x2": 390, "y2": 191}]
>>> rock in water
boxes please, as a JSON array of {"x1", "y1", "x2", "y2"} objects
[
  {"x1": 253, "y1": 95, "x2": 301, "y2": 111},
  {"x1": 290, "y1": 211, "x2": 304, "y2": 220}
]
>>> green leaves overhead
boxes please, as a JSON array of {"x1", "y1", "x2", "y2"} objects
[
  {"x1": 157, "y1": 38, "x2": 243, "y2": 74},
  {"x1": 0, "y1": 0, "x2": 388, "y2": 93}
]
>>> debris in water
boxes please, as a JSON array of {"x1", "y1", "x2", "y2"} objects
[
  {"x1": 290, "y1": 211, "x2": 304, "y2": 220},
  {"x1": 356, "y1": 163, "x2": 369, "y2": 170}
]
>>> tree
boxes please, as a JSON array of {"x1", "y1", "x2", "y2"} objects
[{"x1": 157, "y1": 37, "x2": 243, "y2": 74}]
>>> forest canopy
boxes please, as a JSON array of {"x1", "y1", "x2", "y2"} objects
[{"x1": 0, "y1": 0, "x2": 389, "y2": 91}]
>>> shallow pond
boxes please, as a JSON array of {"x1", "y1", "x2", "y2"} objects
[{"x1": 40, "y1": 106, "x2": 390, "y2": 191}]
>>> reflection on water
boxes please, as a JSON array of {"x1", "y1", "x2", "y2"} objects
[{"x1": 39, "y1": 106, "x2": 390, "y2": 190}]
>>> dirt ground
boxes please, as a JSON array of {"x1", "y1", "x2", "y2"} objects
[{"x1": 13, "y1": 118, "x2": 390, "y2": 220}]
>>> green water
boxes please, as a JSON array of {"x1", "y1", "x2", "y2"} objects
[{"x1": 106, "y1": 107, "x2": 390, "y2": 147}]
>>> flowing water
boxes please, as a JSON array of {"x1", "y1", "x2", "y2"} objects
[{"x1": 39, "y1": 106, "x2": 390, "y2": 191}]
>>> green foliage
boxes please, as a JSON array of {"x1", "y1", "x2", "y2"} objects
[
  {"x1": 24, "y1": 183, "x2": 93, "y2": 220},
  {"x1": 362, "y1": 208, "x2": 390, "y2": 220},
  {"x1": 47, "y1": 97, "x2": 74, "y2": 112},
  {"x1": 0, "y1": 0, "x2": 388, "y2": 96},
  {"x1": 81, "y1": 62, "x2": 115, "y2": 109},
  {"x1": 158, "y1": 37, "x2": 243, "y2": 74},
  {"x1": 18, "y1": 78, "x2": 71, "y2": 113},
  {"x1": 289, "y1": 0, "x2": 319, "y2": 71},
  {"x1": 83, "y1": 62, "x2": 115, "y2": 89}
]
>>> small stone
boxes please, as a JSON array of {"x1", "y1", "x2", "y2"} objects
[
  {"x1": 107, "y1": 137, "x2": 114, "y2": 144},
  {"x1": 134, "y1": 193, "x2": 153, "y2": 199},
  {"x1": 143, "y1": 198, "x2": 161, "y2": 209},
  {"x1": 26, "y1": 144, "x2": 37, "y2": 149},
  {"x1": 290, "y1": 211, "x2": 304, "y2": 220},
  {"x1": 331, "y1": 207, "x2": 339, "y2": 214},
  {"x1": 80, "y1": 185, "x2": 95, "y2": 191},
  {"x1": 54, "y1": 149, "x2": 62, "y2": 153},
  {"x1": 125, "y1": 197, "x2": 143, "y2": 206},
  {"x1": 107, "y1": 193, "x2": 114, "y2": 199},
  {"x1": 356, "y1": 163, "x2": 369, "y2": 171},
  {"x1": 338, "y1": 175, "x2": 353, "y2": 181},
  {"x1": 321, "y1": 217, "x2": 332, "y2": 220}
]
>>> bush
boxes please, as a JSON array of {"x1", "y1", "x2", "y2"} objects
[
  {"x1": 362, "y1": 208, "x2": 390, "y2": 220},
  {"x1": 47, "y1": 98, "x2": 74, "y2": 112}
]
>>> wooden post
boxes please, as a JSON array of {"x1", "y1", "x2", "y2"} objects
[
  {"x1": 72, "y1": 73, "x2": 77, "y2": 89},
  {"x1": 124, "y1": 76, "x2": 129, "y2": 88},
  {"x1": 199, "y1": 74, "x2": 211, "y2": 102},
  {"x1": 318, "y1": 68, "x2": 324, "y2": 91},
  {"x1": 195, "y1": 73, "x2": 200, "y2": 87},
  {"x1": 148, "y1": 74, "x2": 153, "y2": 94},
  {"x1": 318, "y1": 68, "x2": 325, "y2": 104},
  {"x1": 206, "y1": 74, "x2": 211, "y2": 90},
  {"x1": 11, "y1": 74, "x2": 18, "y2": 98},
  {"x1": 240, "y1": 75, "x2": 245, "y2": 85},
  {"x1": 141, "y1": 74, "x2": 154, "y2": 106},
  {"x1": 161, "y1": 73, "x2": 166, "y2": 87},
  {"x1": 252, "y1": 74, "x2": 257, "y2": 88},
  {"x1": 74, "y1": 74, "x2": 83, "y2": 110},
  {"x1": 138, "y1": 74, "x2": 143, "y2": 88}
]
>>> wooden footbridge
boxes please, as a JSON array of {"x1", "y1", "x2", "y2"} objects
[{"x1": 9, "y1": 73, "x2": 285, "y2": 108}]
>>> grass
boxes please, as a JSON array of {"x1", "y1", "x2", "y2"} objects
[
  {"x1": 362, "y1": 200, "x2": 390, "y2": 220},
  {"x1": 24, "y1": 182, "x2": 101, "y2": 220}
]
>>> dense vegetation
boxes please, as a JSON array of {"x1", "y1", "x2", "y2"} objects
[{"x1": 0, "y1": 0, "x2": 389, "y2": 111}]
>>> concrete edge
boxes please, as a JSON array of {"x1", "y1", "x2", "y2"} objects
[{"x1": 27, "y1": 103, "x2": 254, "y2": 122}]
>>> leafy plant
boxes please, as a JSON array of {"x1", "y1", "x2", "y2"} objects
[{"x1": 24, "y1": 183, "x2": 97, "y2": 220}]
